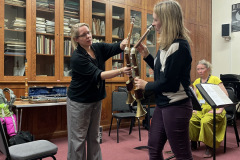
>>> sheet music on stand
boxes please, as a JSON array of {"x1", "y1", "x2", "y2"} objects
[{"x1": 196, "y1": 83, "x2": 233, "y2": 107}]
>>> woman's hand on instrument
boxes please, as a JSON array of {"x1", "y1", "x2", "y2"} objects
[
  {"x1": 134, "y1": 77, "x2": 147, "y2": 90},
  {"x1": 136, "y1": 43, "x2": 150, "y2": 58},
  {"x1": 121, "y1": 67, "x2": 132, "y2": 76},
  {"x1": 120, "y1": 38, "x2": 128, "y2": 50}
]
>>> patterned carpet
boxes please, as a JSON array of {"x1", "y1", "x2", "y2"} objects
[{"x1": 1, "y1": 124, "x2": 240, "y2": 160}]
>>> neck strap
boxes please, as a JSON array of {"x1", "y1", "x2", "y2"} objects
[{"x1": 201, "y1": 74, "x2": 211, "y2": 84}]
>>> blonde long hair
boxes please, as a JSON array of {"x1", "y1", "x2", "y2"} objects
[
  {"x1": 70, "y1": 23, "x2": 90, "y2": 49},
  {"x1": 154, "y1": 0, "x2": 191, "y2": 50}
]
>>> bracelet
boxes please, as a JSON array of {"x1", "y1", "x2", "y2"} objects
[{"x1": 118, "y1": 68, "x2": 123, "y2": 74}]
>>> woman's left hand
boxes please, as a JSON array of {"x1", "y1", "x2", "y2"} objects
[
  {"x1": 134, "y1": 77, "x2": 148, "y2": 90},
  {"x1": 120, "y1": 38, "x2": 128, "y2": 50},
  {"x1": 208, "y1": 108, "x2": 224, "y2": 114},
  {"x1": 136, "y1": 43, "x2": 149, "y2": 58},
  {"x1": 121, "y1": 67, "x2": 132, "y2": 76}
]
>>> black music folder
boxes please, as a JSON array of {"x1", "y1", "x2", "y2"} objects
[
  {"x1": 189, "y1": 86, "x2": 202, "y2": 111},
  {"x1": 195, "y1": 83, "x2": 233, "y2": 108}
]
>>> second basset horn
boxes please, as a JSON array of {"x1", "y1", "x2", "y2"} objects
[{"x1": 124, "y1": 16, "x2": 135, "y2": 104}]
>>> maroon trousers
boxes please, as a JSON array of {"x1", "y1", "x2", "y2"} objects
[{"x1": 148, "y1": 99, "x2": 193, "y2": 160}]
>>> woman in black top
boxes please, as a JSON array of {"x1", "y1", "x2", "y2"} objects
[
  {"x1": 67, "y1": 23, "x2": 131, "y2": 160},
  {"x1": 135, "y1": 1, "x2": 193, "y2": 159}
]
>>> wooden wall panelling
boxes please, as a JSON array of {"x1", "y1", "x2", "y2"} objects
[
  {"x1": 196, "y1": 25, "x2": 210, "y2": 62},
  {"x1": 177, "y1": 0, "x2": 187, "y2": 18},
  {"x1": 187, "y1": 0, "x2": 198, "y2": 23},
  {"x1": 198, "y1": 0, "x2": 211, "y2": 25},
  {"x1": 186, "y1": 22, "x2": 198, "y2": 80},
  {"x1": 147, "y1": 0, "x2": 160, "y2": 11},
  {"x1": 127, "y1": 0, "x2": 145, "y2": 9},
  {"x1": 109, "y1": 0, "x2": 126, "y2": 5},
  {"x1": 184, "y1": 0, "x2": 211, "y2": 81},
  {"x1": 198, "y1": 0, "x2": 211, "y2": 61}
]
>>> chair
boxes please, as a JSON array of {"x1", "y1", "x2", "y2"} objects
[
  {"x1": 224, "y1": 87, "x2": 240, "y2": 153},
  {"x1": 108, "y1": 88, "x2": 141, "y2": 143},
  {"x1": 0, "y1": 122, "x2": 58, "y2": 160}
]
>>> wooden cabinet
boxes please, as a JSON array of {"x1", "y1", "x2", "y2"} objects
[
  {"x1": 0, "y1": 0, "x2": 154, "y2": 84},
  {"x1": 0, "y1": 0, "x2": 212, "y2": 139},
  {"x1": 0, "y1": 0, "x2": 212, "y2": 84},
  {"x1": 0, "y1": 0, "x2": 31, "y2": 81}
]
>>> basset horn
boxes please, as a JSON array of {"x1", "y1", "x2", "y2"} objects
[
  {"x1": 125, "y1": 16, "x2": 135, "y2": 104},
  {"x1": 132, "y1": 25, "x2": 153, "y2": 117}
]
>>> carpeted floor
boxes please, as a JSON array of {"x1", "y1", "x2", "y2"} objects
[{"x1": 1, "y1": 124, "x2": 240, "y2": 160}]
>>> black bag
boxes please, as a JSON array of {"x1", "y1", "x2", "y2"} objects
[{"x1": 9, "y1": 131, "x2": 35, "y2": 146}]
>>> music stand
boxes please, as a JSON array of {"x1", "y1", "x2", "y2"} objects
[{"x1": 196, "y1": 83, "x2": 233, "y2": 160}]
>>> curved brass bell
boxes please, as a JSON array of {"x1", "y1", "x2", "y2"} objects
[
  {"x1": 135, "y1": 99, "x2": 147, "y2": 118},
  {"x1": 126, "y1": 91, "x2": 135, "y2": 104}
]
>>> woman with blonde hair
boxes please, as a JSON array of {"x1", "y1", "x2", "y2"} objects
[
  {"x1": 190, "y1": 59, "x2": 227, "y2": 158},
  {"x1": 67, "y1": 23, "x2": 131, "y2": 160},
  {"x1": 135, "y1": 0, "x2": 193, "y2": 159}
]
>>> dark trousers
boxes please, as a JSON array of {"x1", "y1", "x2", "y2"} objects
[{"x1": 148, "y1": 99, "x2": 193, "y2": 160}]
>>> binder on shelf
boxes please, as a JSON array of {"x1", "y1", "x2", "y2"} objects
[{"x1": 195, "y1": 83, "x2": 233, "y2": 108}]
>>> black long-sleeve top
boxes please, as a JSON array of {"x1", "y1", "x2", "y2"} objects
[
  {"x1": 67, "y1": 42, "x2": 123, "y2": 103},
  {"x1": 144, "y1": 39, "x2": 192, "y2": 107}
]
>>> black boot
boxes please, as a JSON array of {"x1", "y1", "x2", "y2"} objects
[{"x1": 191, "y1": 141, "x2": 197, "y2": 151}]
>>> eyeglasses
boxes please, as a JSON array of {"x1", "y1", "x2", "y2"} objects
[{"x1": 76, "y1": 31, "x2": 92, "y2": 38}]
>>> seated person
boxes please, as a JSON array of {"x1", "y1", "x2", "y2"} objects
[{"x1": 189, "y1": 59, "x2": 228, "y2": 158}]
